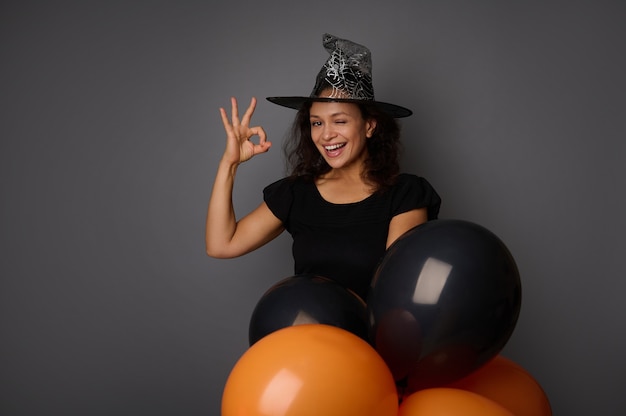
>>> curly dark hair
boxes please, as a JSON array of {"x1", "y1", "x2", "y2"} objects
[{"x1": 283, "y1": 100, "x2": 402, "y2": 192}]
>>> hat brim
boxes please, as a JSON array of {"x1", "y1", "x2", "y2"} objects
[{"x1": 266, "y1": 96, "x2": 413, "y2": 118}]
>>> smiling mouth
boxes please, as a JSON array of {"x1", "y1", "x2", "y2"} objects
[{"x1": 324, "y1": 143, "x2": 346, "y2": 151}]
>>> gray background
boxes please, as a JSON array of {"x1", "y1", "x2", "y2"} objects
[{"x1": 1, "y1": 1, "x2": 624, "y2": 415}]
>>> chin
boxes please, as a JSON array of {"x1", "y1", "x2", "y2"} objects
[{"x1": 324, "y1": 158, "x2": 346, "y2": 169}]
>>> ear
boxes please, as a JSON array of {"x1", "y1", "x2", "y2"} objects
[{"x1": 365, "y1": 119, "x2": 377, "y2": 138}]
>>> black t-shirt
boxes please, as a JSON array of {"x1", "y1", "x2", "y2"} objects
[{"x1": 263, "y1": 173, "x2": 441, "y2": 300}]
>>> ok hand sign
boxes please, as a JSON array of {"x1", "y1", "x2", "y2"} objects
[{"x1": 219, "y1": 97, "x2": 271, "y2": 165}]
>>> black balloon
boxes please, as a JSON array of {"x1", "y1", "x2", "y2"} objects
[
  {"x1": 249, "y1": 274, "x2": 369, "y2": 346},
  {"x1": 367, "y1": 219, "x2": 522, "y2": 392}
]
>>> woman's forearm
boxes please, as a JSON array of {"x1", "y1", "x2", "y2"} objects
[{"x1": 205, "y1": 159, "x2": 240, "y2": 257}]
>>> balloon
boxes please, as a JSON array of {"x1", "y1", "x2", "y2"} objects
[
  {"x1": 249, "y1": 274, "x2": 368, "y2": 345},
  {"x1": 368, "y1": 219, "x2": 522, "y2": 390},
  {"x1": 398, "y1": 388, "x2": 515, "y2": 416},
  {"x1": 222, "y1": 324, "x2": 398, "y2": 416},
  {"x1": 448, "y1": 355, "x2": 552, "y2": 416},
  {"x1": 372, "y1": 308, "x2": 422, "y2": 382}
]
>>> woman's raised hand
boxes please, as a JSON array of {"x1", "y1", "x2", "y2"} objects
[{"x1": 219, "y1": 97, "x2": 271, "y2": 165}]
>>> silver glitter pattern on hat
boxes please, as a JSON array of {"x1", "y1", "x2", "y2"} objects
[
  {"x1": 267, "y1": 33, "x2": 413, "y2": 118},
  {"x1": 312, "y1": 33, "x2": 375, "y2": 101}
]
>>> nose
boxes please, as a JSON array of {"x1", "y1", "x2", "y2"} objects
[{"x1": 321, "y1": 124, "x2": 336, "y2": 141}]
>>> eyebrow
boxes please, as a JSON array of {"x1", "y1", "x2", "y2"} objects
[{"x1": 309, "y1": 111, "x2": 352, "y2": 118}]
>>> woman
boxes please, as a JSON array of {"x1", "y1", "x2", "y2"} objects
[{"x1": 206, "y1": 34, "x2": 441, "y2": 301}]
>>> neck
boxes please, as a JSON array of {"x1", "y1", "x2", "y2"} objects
[{"x1": 322, "y1": 164, "x2": 364, "y2": 182}]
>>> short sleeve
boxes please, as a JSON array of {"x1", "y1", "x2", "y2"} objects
[
  {"x1": 263, "y1": 177, "x2": 295, "y2": 226},
  {"x1": 391, "y1": 174, "x2": 442, "y2": 220}
]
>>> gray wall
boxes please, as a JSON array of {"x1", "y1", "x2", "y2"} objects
[{"x1": 1, "y1": 1, "x2": 624, "y2": 415}]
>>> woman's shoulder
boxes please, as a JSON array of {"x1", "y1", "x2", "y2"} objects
[
  {"x1": 264, "y1": 175, "x2": 307, "y2": 194},
  {"x1": 395, "y1": 172, "x2": 420, "y2": 182},
  {"x1": 263, "y1": 175, "x2": 316, "y2": 204},
  {"x1": 390, "y1": 172, "x2": 442, "y2": 219},
  {"x1": 393, "y1": 172, "x2": 435, "y2": 189},
  {"x1": 263, "y1": 175, "x2": 316, "y2": 225}
]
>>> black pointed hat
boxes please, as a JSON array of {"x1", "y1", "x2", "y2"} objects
[{"x1": 267, "y1": 33, "x2": 412, "y2": 118}]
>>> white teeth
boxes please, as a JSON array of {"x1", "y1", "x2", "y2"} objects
[{"x1": 325, "y1": 143, "x2": 345, "y2": 151}]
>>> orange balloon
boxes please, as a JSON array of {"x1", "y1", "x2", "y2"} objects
[
  {"x1": 398, "y1": 388, "x2": 515, "y2": 416},
  {"x1": 448, "y1": 355, "x2": 552, "y2": 416},
  {"x1": 221, "y1": 324, "x2": 398, "y2": 416}
]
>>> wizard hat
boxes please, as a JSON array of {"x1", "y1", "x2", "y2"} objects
[{"x1": 267, "y1": 33, "x2": 413, "y2": 118}]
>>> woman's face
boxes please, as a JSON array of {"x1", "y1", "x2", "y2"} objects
[{"x1": 309, "y1": 100, "x2": 376, "y2": 172}]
